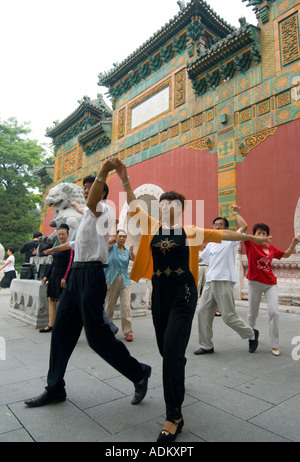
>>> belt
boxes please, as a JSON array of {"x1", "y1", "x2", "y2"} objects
[
  {"x1": 153, "y1": 266, "x2": 186, "y2": 277},
  {"x1": 71, "y1": 262, "x2": 108, "y2": 269}
]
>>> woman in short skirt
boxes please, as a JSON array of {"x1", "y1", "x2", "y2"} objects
[
  {"x1": 0, "y1": 248, "x2": 17, "y2": 289},
  {"x1": 40, "y1": 224, "x2": 73, "y2": 332}
]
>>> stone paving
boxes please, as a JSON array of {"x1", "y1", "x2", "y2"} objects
[{"x1": 0, "y1": 288, "x2": 299, "y2": 443}]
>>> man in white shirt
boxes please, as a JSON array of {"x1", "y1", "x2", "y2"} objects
[
  {"x1": 25, "y1": 158, "x2": 151, "y2": 408},
  {"x1": 194, "y1": 206, "x2": 258, "y2": 355}
]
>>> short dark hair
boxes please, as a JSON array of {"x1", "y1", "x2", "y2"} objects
[
  {"x1": 117, "y1": 229, "x2": 127, "y2": 236},
  {"x1": 33, "y1": 231, "x2": 43, "y2": 239},
  {"x1": 58, "y1": 223, "x2": 70, "y2": 232},
  {"x1": 82, "y1": 175, "x2": 109, "y2": 200},
  {"x1": 213, "y1": 216, "x2": 229, "y2": 228},
  {"x1": 253, "y1": 223, "x2": 270, "y2": 236},
  {"x1": 7, "y1": 247, "x2": 15, "y2": 254},
  {"x1": 83, "y1": 175, "x2": 96, "y2": 185},
  {"x1": 159, "y1": 191, "x2": 186, "y2": 210}
]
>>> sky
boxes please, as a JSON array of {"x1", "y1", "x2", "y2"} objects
[{"x1": 0, "y1": 0, "x2": 257, "y2": 152}]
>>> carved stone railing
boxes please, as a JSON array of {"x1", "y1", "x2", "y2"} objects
[
  {"x1": 9, "y1": 280, "x2": 49, "y2": 329},
  {"x1": 8, "y1": 277, "x2": 148, "y2": 329}
]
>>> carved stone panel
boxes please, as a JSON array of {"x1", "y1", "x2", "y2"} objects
[
  {"x1": 129, "y1": 80, "x2": 171, "y2": 131},
  {"x1": 175, "y1": 69, "x2": 186, "y2": 108},
  {"x1": 280, "y1": 13, "x2": 300, "y2": 67},
  {"x1": 63, "y1": 151, "x2": 77, "y2": 175},
  {"x1": 118, "y1": 108, "x2": 126, "y2": 139}
]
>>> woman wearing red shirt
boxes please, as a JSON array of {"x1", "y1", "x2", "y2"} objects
[{"x1": 244, "y1": 222, "x2": 300, "y2": 356}]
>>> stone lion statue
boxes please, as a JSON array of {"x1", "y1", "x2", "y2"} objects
[{"x1": 45, "y1": 183, "x2": 85, "y2": 242}]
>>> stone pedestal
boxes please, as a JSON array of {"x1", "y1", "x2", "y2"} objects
[
  {"x1": 0, "y1": 243, "x2": 5, "y2": 261},
  {"x1": 8, "y1": 277, "x2": 148, "y2": 328},
  {"x1": 9, "y1": 279, "x2": 49, "y2": 328}
]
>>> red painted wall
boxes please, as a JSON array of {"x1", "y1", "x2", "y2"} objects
[
  {"x1": 107, "y1": 146, "x2": 219, "y2": 230},
  {"x1": 236, "y1": 119, "x2": 299, "y2": 251},
  {"x1": 42, "y1": 119, "x2": 299, "y2": 253},
  {"x1": 42, "y1": 207, "x2": 55, "y2": 237}
]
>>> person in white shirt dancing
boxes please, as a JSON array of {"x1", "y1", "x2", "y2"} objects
[
  {"x1": 194, "y1": 206, "x2": 259, "y2": 355},
  {"x1": 24, "y1": 158, "x2": 151, "y2": 408}
]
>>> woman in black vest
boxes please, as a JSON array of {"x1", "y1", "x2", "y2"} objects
[{"x1": 40, "y1": 224, "x2": 73, "y2": 332}]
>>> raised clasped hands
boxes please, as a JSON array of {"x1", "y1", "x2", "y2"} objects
[
  {"x1": 102, "y1": 157, "x2": 123, "y2": 174},
  {"x1": 101, "y1": 157, "x2": 128, "y2": 183},
  {"x1": 230, "y1": 204, "x2": 240, "y2": 214},
  {"x1": 115, "y1": 160, "x2": 128, "y2": 183}
]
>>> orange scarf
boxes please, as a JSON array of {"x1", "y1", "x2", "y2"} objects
[{"x1": 129, "y1": 206, "x2": 223, "y2": 287}]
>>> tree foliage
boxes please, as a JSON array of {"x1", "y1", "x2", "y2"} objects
[{"x1": 0, "y1": 117, "x2": 52, "y2": 262}]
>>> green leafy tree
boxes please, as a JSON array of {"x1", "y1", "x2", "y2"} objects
[{"x1": 0, "y1": 117, "x2": 52, "y2": 264}]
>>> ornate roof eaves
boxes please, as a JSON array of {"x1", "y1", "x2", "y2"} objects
[
  {"x1": 99, "y1": 0, "x2": 234, "y2": 87},
  {"x1": 45, "y1": 102, "x2": 106, "y2": 139},
  {"x1": 187, "y1": 24, "x2": 260, "y2": 76},
  {"x1": 78, "y1": 120, "x2": 112, "y2": 145},
  {"x1": 242, "y1": 0, "x2": 275, "y2": 15},
  {"x1": 34, "y1": 165, "x2": 54, "y2": 186}
]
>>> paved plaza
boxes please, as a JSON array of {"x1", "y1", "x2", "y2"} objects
[{"x1": 0, "y1": 288, "x2": 299, "y2": 443}]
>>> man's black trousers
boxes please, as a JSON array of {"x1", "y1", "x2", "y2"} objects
[{"x1": 46, "y1": 265, "x2": 145, "y2": 397}]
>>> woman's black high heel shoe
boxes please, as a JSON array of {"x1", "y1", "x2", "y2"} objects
[{"x1": 157, "y1": 418, "x2": 184, "y2": 442}]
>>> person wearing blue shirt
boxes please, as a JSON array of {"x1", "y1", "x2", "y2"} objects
[{"x1": 105, "y1": 229, "x2": 135, "y2": 341}]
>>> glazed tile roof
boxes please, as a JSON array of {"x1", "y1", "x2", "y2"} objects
[
  {"x1": 242, "y1": 0, "x2": 275, "y2": 14},
  {"x1": 46, "y1": 95, "x2": 112, "y2": 138},
  {"x1": 98, "y1": 0, "x2": 235, "y2": 87},
  {"x1": 188, "y1": 23, "x2": 260, "y2": 76},
  {"x1": 78, "y1": 120, "x2": 112, "y2": 144}
]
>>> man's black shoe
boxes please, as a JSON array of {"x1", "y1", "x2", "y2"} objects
[
  {"x1": 24, "y1": 390, "x2": 66, "y2": 407},
  {"x1": 131, "y1": 365, "x2": 151, "y2": 405},
  {"x1": 249, "y1": 329, "x2": 259, "y2": 353},
  {"x1": 194, "y1": 347, "x2": 214, "y2": 355}
]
